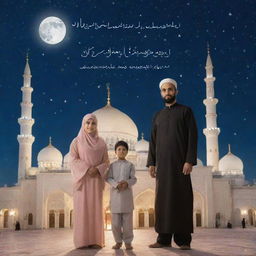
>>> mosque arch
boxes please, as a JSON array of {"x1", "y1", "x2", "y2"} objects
[
  {"x1": 134, "y1": 189, "x2": 155, "y2": 228},
  {"x1": 134, "y1": 189, "x2": 155, "y2": 209},
  {"x1": 45, "y1": 190, "x2": 73, "y2": 228},
  {"x1": 248, "y1": 208, "x2": 256, "y2": 226},
  {"x1": 193, "y1": 190, "x2": 205, "y2": 227}
]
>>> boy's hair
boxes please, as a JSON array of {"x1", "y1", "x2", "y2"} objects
[{"x1": 115, "y1": 140, "x2": 129, "y2": 151}]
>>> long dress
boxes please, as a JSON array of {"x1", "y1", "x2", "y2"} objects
[
  {"x1": 70, "y1": 137, "x2": 109, "y2": 248},
  {"x1": 147, "y1": 103, "x2": 198, "y2": 234}
]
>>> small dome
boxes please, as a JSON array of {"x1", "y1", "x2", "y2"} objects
[
  {"x1": 196, "y1": 158, "x2": 203, "y2": 166},
  {"x1": 63, "y1": 152, "x2": 70, "y2": 169},
  {"x1": 135, "y1": 133, "x2": 149, "y2": 152},
  {"x1": 37, "y1": 138, "x2": 63, "y2": 169},
  {"x1": 219, "y1": 145, "x2": 243, "y2": 175}
]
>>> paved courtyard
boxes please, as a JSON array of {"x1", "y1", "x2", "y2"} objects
[{"x1": 0, "y1": 228, "x2": 256, "y2": 256}]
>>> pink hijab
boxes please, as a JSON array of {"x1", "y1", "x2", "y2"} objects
[{"x1": 76, "y1": 113, "x2": 105, "y2": 152}]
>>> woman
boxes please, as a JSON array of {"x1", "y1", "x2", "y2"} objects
[{"x1": 69, "y1": 114, "x2": 109, "y2": 249}]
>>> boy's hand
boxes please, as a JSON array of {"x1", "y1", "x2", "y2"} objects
[
  {"x1": 121, "y1": 181, "x2": 128, "y2": 190},
  {"x1": 117, "y1": 181, "x2": 128, "y2": 191},
  {"x1": 117, "y1": 183, "x2": 123, "y2": 191}
]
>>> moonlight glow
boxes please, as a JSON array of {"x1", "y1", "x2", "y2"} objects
[{"x1": 39, "y1": 16, "x2": 66, "y2": 45}]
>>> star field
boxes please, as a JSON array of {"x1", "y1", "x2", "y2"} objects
[{"x1": 0, "y1": 0, "x2": 255, "y2": 185}]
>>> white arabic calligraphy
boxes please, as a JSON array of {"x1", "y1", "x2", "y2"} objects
[
  {"x1": 81, "y1": 46, "x2": 171, "y2": 58},
  {"x1": 72, "y1": 19, "x2": 181, "y2": 30},
  {"x1": 79, "y1": 64, "x2": 170, "y2": 70}
]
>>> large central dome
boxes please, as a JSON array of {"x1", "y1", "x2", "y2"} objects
[{"x1": 93, "y1": 103, "x2": 138, "y2": 151}]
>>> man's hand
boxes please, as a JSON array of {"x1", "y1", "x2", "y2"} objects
[
  {"x1": 183, "y1": 162, "x2": 193, "y2": 175},
  {"x1": 148, "y1": 166, "x2": 156, "y2": 178},
  {"x1": 88, "y1": 167, "x2": 99, "y2": 177}
]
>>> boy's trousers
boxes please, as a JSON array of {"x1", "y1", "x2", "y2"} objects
[{"x1": 111, "y1": 212, "x2": 133, "y2": 244}]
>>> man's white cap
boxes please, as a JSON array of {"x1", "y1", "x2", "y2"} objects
[{"x1": 159, "y1": 78, "x2": 177, "y2": 90}]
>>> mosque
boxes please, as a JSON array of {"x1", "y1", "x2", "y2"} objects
[{"x1": 0, "y1": 51, "x2": 256, "y2": 230}]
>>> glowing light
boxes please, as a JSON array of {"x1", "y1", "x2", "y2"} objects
[
  {"x1": 241, "y1": 210, "x2": 247, "y2": 215},
  {"x1": 9, "y1": 209, "x2": 16, "y2": 216}
]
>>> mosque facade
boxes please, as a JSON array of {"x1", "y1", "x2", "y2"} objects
[{"x1": 0, "y1": 52, "x2": 256, "y2": 230}]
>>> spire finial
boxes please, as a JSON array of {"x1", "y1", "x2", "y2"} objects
[
  {"x1": 207, "y1": 42, "x2": 210, "y2": 55},
  {"x1": 228, "y1": 144, "x2": 231, "y2": 153},
  {"x1": 106, "y1": 83, "x2": 111, "y2": 105},
  {"x1": 141, "y1": 132, "x2": 144, "y2": 140},
  {"x1": 26, "y1": 50, "x2": 29, "y2": 62},
  {"x1": 49, "y1": 137, "x2": 52, "y2": 146}
]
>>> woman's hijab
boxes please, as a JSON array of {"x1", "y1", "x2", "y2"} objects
[{"x1": 76, "y1": 113, "x2": 105, "y2": 152}]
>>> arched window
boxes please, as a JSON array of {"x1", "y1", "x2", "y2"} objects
[
  {"x1": 59, "y1": 210, "x2": 65, "y2": 228},
  {"x1": 49, "y1": 210, "x2": 55, "y2": 228},
  {"x1": 28, "y1": 213, "x2": 33, "y2": 225},
  {"x1": 196, "y1": 212, "x2": 202, "y2": 227},
  {"x1": 138, "y1": 209, "x2": 144, "y2": 228},
  {"x1": 215, "y1": 213, "x2": 221, "y2": 228},
  {"x1": 148, "y1": 208, "x2": 155, "y2": 227},
  {"x1": 70, "y1": 210, "x2": 73, "y2": 228},
  {"x1": 4, "y1": 210, "x2": 9, "y2": 228}
]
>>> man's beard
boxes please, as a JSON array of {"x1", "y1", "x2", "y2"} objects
[{"x1": 163, "y1": 95, "x2": 176, "y2": 104}]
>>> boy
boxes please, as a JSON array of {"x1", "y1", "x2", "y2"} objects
[{"x1": 107, "y1": 140, "x2": 137, "y2": 250}]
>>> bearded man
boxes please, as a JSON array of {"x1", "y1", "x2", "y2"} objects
[{"x1": 147, "y1": 78, "x2": 198, "y2": 250}]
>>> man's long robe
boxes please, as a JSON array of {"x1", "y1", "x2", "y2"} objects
[{"x1": 147, "y1": 103, "x2": 198, "y2": 234}]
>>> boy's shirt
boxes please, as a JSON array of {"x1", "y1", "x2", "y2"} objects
[{"x1": 107, "y1": 159, "x2": 137, "y2": 213}]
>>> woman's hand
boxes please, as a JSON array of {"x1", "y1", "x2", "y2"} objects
[{"x1": 88, "y1": 167, "x2": 99, "y2": 177}]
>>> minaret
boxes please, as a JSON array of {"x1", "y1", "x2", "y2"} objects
[
  {"x1": 106, "y1": 82, "x2": 111, "y2": 105},
  {"x1": 17, "y1": 54, "x2": 35, "y2": 181},
  {"x1": 203, "y1": 45, "x2": 220, "y2": 171}
]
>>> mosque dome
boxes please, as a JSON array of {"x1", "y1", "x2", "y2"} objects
[
  {"x1": 37, "y1": 138, "x2": 63, "y2": 169},
  {"x1": 135, "y1": 133, "x2": 149, "y2": 152},
  {"x1": 196, "y1": 158, "x2": 203, "y2": 166},
  {"x1": 63, "y1": 152, "x2": 70, "y2": 169},
  {"x1": 218, "y1": 145, "x2": 243, "y2": 175},
  {"x1": 93, "y1": 88, "x2": 138, "y2": 151}
]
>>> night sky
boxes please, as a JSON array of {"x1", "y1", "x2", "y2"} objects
[{"x1": 0, "y1": 0, "x2": 255, "y2": 186}]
